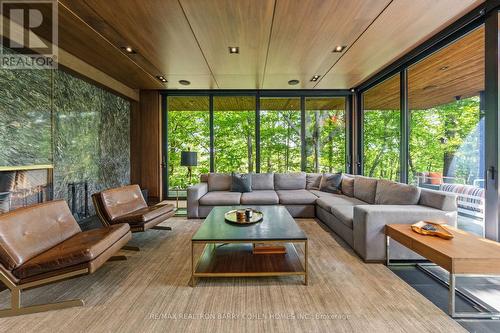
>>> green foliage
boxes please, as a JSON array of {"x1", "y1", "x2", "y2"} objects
[
  {"x1": 214, "y1": 110, "x2": 255, "y2": 173},
  {"x1": 305, "y1": 110, "x2": 345, "y2": 173},
  {"x1": 260, "y1": 110, "x2": 301, "y2": 172},
  {"x1": 363, "y1": 96, "x2": 481, "y2": 185},
  {"x1": 363, "y1": 110, "x2": 400, "y2": 180},
  {"x1": 408, "y1": 97, "x2": 481, "y2": 184},
  {"x1": 167, "y1": 99, "x2": 347, "y2": 189}
]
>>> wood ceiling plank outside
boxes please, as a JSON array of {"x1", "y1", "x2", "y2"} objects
[{"x1": 317, "y1": 0, "x2": 483, "y2": 89}]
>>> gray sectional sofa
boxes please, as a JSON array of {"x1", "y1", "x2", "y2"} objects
[{"x1": 187, "y1": 172, "x2": 457, "y2": 262}]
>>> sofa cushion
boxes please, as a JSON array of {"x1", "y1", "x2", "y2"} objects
[
  {"x1": 199, "y1": 191, "x2": 241, "y2": 205},
  {"x1": 330, "y1": 206, "x2": 354, "y2": 229},
  {"x1": 319, "y1": 173, "x2": 343, "y2": 193},
  {"x1": 13, "y1": 224, "x2": 130, "y2": 279},
  {"x1": 252, "y1": 173, "x2": 274, "y2": 190},
  {"x1": 230, "y1": 173, "x2": 252, "y2": 192},
  {"x1": 241, "y1": 190, "x2": 279, "y2": 205},
  {"x1": 306, "y1": 173, "x2": 322, "y2": 190},
  {"x1": 353, "y1": 176, "x2": 378, "y2": 204},
  {"x1": 208, "y1": 173, "x2": 232, "y2": 191},
  {"x1": 112, "y1": 203, "x2": 175, "y2": 225},
  {"x1": 309, "y1": 189, "x2": 339, "y2": 198},
  {"x1": 277, "y1": 190, "x2": 317, "y2": 205},
  {"x1": 316, "y1": 195, "x2": 366, "y2": 212},
  {"x1": 341, "y1": 175, "x2": 354, "y2": 197},
  {"x1": 274, "y1": 172, "x2": 306, "y2": 190},
  {"x1": 375, "y1": 179, "x2": 421, "y2": 205}
]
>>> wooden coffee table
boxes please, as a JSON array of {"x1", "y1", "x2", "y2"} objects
[
  {"x1": 385, "y1": 224, "x2": 500, "y2": 318},
  {"x1": 190, "y1": 206, "x2": 308, "y2": 286}
]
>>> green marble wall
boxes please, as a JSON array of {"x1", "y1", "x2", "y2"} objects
[
  {"x1": 53, "y1": 70, "x2": 130, "y2": 208},
  {"x1": 0, "y1": 45, "x2": 130, "y2": 219},
  {"x1": 0, "y1": 46, "x2": 52, "y2": 166}
]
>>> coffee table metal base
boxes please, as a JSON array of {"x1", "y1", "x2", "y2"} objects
[{"x1": 190, "y1": 240, "x2": 308, "y2": 286}]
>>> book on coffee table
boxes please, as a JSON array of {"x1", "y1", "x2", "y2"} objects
[{"x1": 252, "y1": 243, "x2": 287, "y2": 254}]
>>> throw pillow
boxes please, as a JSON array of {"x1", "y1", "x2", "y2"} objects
[
  {"x1": 306, "y1": 173, "x2": 322, "y2": 190},
  {"x1": 319, "y1": 173, "x2": 343, "y2": 193},
  {"x1": 230, "y1": 173, "x2": 252, "y2": 193},
  {"x1": 341, "y1": 176, "x2": 354, "y2": 197}
]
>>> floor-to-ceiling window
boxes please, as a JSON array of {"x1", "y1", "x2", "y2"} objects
[
  {"x1": 260, "y1": 97, "x2": 301, "y2": 172},
  {"x1": 305, "y1": 97, "x2": 346, "y2": 173},
  {"x1": 362, "y1": 74, "x2": 401, "y2": 181},
  {"x1": 213, "y1": 96, "x2": 256, "y2": 173},
  {"x1": 167, "y1": 96, "x2": 210, "y2": 194},
  {"x1": 408, "y1": 26, "x2": 484, "y2": 235},
  {"x1": 165, "y1": 92, "x2": 350, "y2": 196}
]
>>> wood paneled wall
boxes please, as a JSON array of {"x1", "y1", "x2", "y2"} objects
[{"x1": 131, "y1": 90, "x2": 163, "y2": 202}]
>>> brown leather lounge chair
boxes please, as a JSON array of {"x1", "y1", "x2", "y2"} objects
[
  {"x1": 92, "y1": 185, "x2": 175, "y2": 251},
  {"x1": 0, "y1": 200, "x2": 131, "y2": 317}
]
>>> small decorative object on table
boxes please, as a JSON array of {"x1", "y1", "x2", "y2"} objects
[
  {"x1": 411, "y1": 221, "x2": 454, "y2": 240},
  {"x1": 224, "y1": 208, "x2": 263, "y2": 224}
]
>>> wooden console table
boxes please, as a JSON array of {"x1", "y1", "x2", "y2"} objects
[{"x1": 385, "y1": 224, "x2": 500, "y2": 318}]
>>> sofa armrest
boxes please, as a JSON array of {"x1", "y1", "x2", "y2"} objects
[
  {"x1": 419, "y1": 188, "x2": 457, "y2": 211},
  {"x1": 352, "y1": 205, "x2": 457, "y2": 261},
  {"x1": 187, "y1": 183, "x2": 208, "y2": 218}
]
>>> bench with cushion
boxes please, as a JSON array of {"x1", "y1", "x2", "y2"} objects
[
  {"x1": 187, "y1": 172, "x2": 458, "y2": 262},
  {"x1": 0, "y1": 200, "x2": 131, "y2": 317}
]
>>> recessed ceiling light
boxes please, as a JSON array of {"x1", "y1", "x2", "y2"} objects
[
  {"x1": 156, "y1": 75, "x2": 167, "y2": 83},
  {"x1": 333, "y1": 45, "x2": 346, "y2": 53},
  {"x1": 439, "y1": 66, "x2": 449, "y2": 71},
  {"x1": 122, "y1": 46, "x2": 136, "y2": 54},
  {"x1": 228, "y1": 46, "x2": 239, "y2": 54},
  {"x1": 288, "y1": 79, "x2": 300, "y2": 86},
  {"x1": 179, "y1": 80, "x2": 191, "y2": 86},
  {"x1": 310, "y1": 75, "x2": 320, "y2": 82},
  {"x1": 350, "y1": 88, "x2": 355, "y2": 93}
]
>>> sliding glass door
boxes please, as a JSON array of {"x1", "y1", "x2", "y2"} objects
[
  {"x1": 362, "y1": 74, "x2": 401, "y2": 181},
  {"x1": 408, "y1": 26, "x2": 484, "y2": 235}
]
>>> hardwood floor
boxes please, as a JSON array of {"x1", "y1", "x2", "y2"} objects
[{"x1": 0, "y1": 218, "x2": 466, "y2": 332}]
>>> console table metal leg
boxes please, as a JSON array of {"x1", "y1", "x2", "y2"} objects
[
  {"x1": 304, "y1": 240, "x2": 308, "y2": 285},
  {"x1": 449, "y1": 272, "x2": 456, "y2": 317},
  {"x1": 385, "y1": 235, "x2": 390, "y2": 266},
  {"x1": 190, "y1": 242, "x2": 196, "y2": 287}
]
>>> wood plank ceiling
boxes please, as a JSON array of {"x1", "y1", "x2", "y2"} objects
[
  {"x1": 56, "y1": 0, "x2": 483, "y2": 92},
  {"x1": 363, "y1": 26, "x2": 484, "y2": 110}
]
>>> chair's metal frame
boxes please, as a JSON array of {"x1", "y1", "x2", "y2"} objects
[{"x1": 0, "y1": 268, "x2": 88, "y2": 317}]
